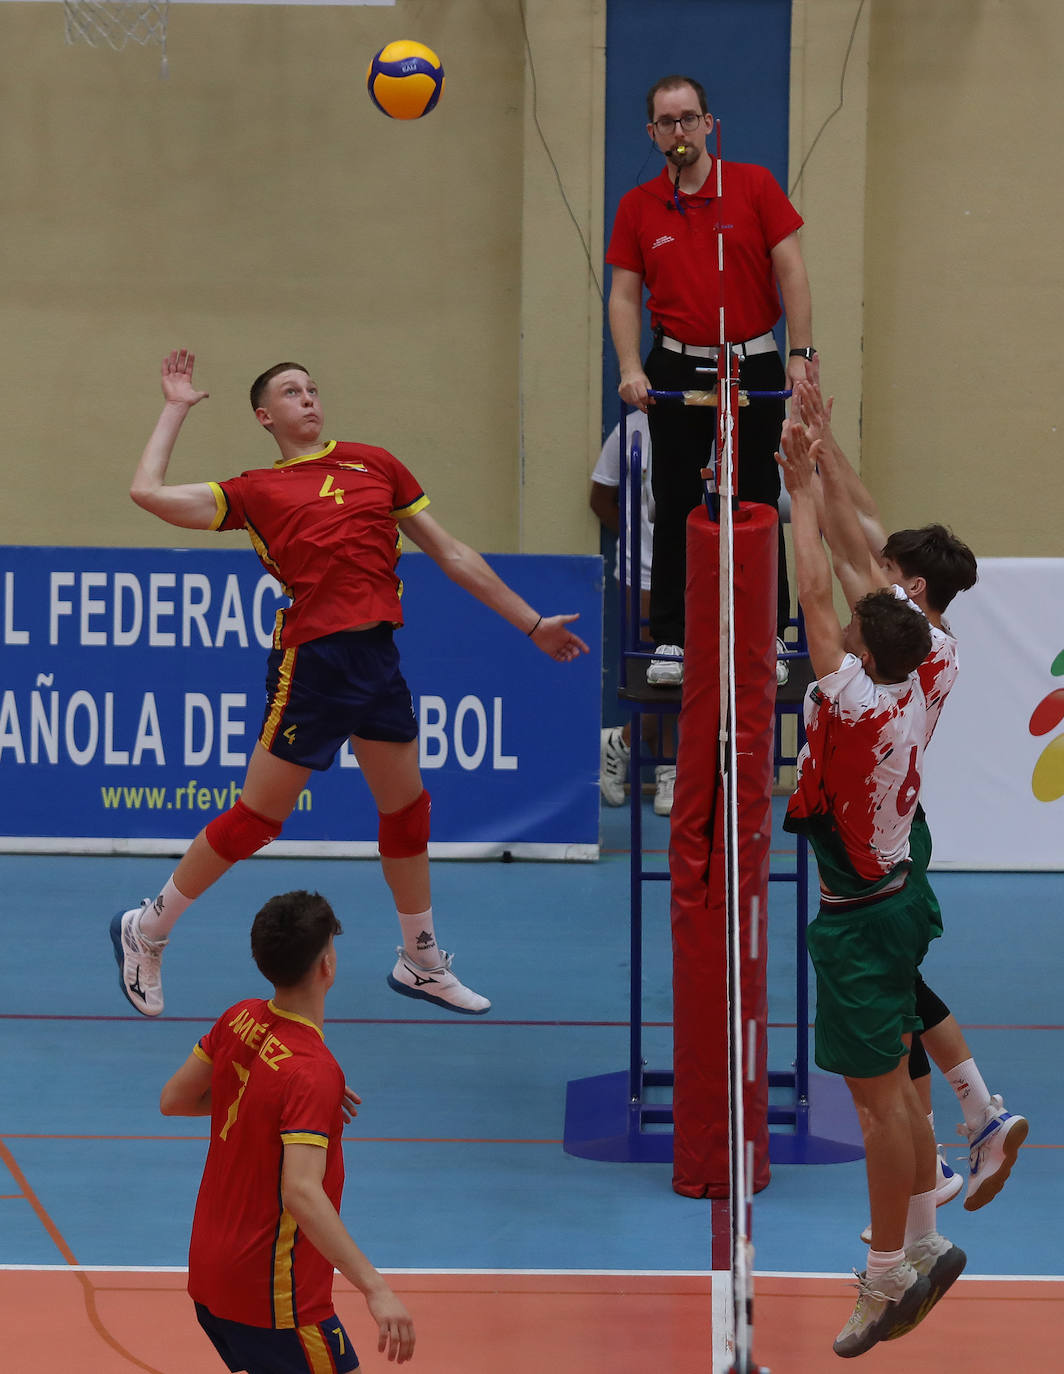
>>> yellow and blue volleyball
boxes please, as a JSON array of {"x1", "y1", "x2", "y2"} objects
[{"x1": 367, "y1": 40, "x2": 445, "y2": 120}]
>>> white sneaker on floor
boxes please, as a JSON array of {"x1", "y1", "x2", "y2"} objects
[
  {"x1": 387, "y1": 948, "x2": 491, "y2": 1015},
  {"x1": 646, "y1": 644, "x2": 683, "y2": 687},
  {"x1": 859, "y1": 1144, "x2": 962, "y2": 1244},
  {"x1": 110, "y1": 900, "x2": 167, "y2": 1017},
  {"x1": 832, "y1": 1261, "x2": 932, "y2": 1357},
  {"x1": 653, "y1": 764, "x2": 675, "y2": 816},
  {"x1": 600, "y1": 726, "x2": 630, "y2": 806},
  {"x1": 961, "y1": 1094, "x2": 1028, "y2": 1211},
  {"x1": 776, "y1": 636, "x2": 790, "y2": 686}
]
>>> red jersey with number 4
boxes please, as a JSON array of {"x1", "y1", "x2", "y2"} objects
[
  {"x1": 787, "y1": 654, "x2": 928, "y2": 881},
  {"x1": 187, "y1": 998, "x2": 346, "y2": 1329},
  {"x1": 207, "y1": 440, "x2": 430, "y2": 649}
]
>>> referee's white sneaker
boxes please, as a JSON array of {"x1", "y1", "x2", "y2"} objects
[
  {"x1": 110, "y1": 901, "x2": 167, "y2": 1017},
  {"x1": 388, "y1": 948, "x2": 491, "y2": 1015},
  {"x1": 600, "y1": 726, "x2": 630, "y2": 806},
  {"x1": 646, "y1": 644, "x2": 683, "y2": 687},
  {"x1": 653, "y1": 764, "x2": 676, "y2": 816},
  {"x1": 961, "y1": 1094, "x2": 1028, "y2": 1211},
  {"x1": 859, "y1": 1145, "x2": 962, "y2": 1244}
]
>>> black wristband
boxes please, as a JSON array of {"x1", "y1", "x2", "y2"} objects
[
  {"x1": 528, "y1": 615, "x2": 542, "y2": 637},
  {"x1": 789, "y1": 347, "x2": 817, "y2": 360}
]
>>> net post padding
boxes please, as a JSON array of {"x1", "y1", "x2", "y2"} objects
[{"x1": 670, "y1": 501, "x2": 776, "y2": 1199}]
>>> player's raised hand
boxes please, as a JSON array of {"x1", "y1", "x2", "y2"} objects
[
  {"x1": 160, "y1": 349, "x2": 210, "y2": 408},
  {"x1": 776, "y1": 417, "x2": 816, "y2": 493},
  {"x1": 529, "y1": 613, "x2": 590, "y2": 662},
  {"x1": 340, "y1": 1084, "x2": 362, "y2": 1123}
]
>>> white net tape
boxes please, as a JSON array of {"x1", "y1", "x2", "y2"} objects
[{"x1": 63, "y1": 0, "x2": 169, "y2": 65}]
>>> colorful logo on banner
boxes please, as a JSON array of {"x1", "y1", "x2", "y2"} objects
[{"x1": 1028, "y1": 648, "x2": 1064, "y2": 802}]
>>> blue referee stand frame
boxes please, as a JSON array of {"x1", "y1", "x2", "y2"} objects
[{"x1": 564, "y1": 405, "x2": 865, "y2": 1167}]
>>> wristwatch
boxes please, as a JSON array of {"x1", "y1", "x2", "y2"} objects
[{"x1": 788, "y1": 347, "x2": 817, "y2": 360}]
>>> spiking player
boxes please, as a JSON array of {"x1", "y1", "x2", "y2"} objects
[
  {"x1": 777, "y1": 416, "x2": 965, "y2": 1357},
  {"x1": 161, "y1": 889, "x2": 415, "y2": 1371},
  {"x1": 111, "y1": 350, "x2": 589, "y2": 1020}
]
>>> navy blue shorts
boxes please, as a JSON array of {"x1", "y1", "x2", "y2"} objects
[
  {"x1": 195, "y1": 1303, "x2": 359, "y2": 1374},
  {"x1": 259, "y1": 625, "x2": 418, "y2": 771}
]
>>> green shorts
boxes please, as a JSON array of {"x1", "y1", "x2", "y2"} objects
[{"x1": 806, "y1": 878, "x2": 942, "y2": 1079}]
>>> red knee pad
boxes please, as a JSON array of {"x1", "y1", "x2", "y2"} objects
[
  {"x1": 378, "y1": 789, "x2": 431, "y2": 859},
  {"x1": 205, "y1": 798, "x2": 283, "y2": 863}
]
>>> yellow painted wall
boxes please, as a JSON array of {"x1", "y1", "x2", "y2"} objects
[{"x1": 3, "y1": 0, "x2": 1059, "y2": 563}]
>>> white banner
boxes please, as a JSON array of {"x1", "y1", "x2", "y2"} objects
[{"x1": 921, "y1": 558, "x2": 1064, "y2": 870}]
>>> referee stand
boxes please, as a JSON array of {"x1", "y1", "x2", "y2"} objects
[{"x1": 564, "y1": 414, "x2": 864, "y2": 1168}]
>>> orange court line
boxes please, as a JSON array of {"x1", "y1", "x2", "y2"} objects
[{"x1": 0, "y1": 1268, "x2": 1061, "y2": 1374}]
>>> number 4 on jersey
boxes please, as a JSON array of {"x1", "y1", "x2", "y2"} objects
[{"x1": 319, "y1": 475, "x2": 345, "y2": 505}]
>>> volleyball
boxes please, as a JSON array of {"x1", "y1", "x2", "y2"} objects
[{"x1": 366, "y1": 40, "x2": 445, "y2": 120}]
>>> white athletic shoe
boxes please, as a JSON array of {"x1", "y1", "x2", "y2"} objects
[
  {"x1": 888, "y1": 1232, "x2": 966, "y2": 1336},
  {"x1": 832, "y1": 1262, "x2": 932, "y2": 1358},
  {"x1": 776, "y1": 636, "x2": 790, "y2": 686},
  {"x1": 646, "y1": 644, "x2": 683, "y2": 687},
  {"x1": 859, "y1": 1145, "x2": 962, "y2": 1244},
  {"x1": 653, "y1": 764, "x2": 676, "y2": 817},
  {"x1": 961, "y1": 1094, "x2": 1029, "y2": 1211},
  {"x1": 110, "y1": 900, "x2": 167, "y2": 1017},
  {"x1": 600, "y1": 726, "x2": 630, "y2": 806},
  {"x1": 387, "y1": 948, "x2": 491, "y2": 1015}
]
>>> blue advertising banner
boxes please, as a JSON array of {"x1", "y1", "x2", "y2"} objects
[{"x1": 0, "y1": 548, "x2": 603, "y2": 859}]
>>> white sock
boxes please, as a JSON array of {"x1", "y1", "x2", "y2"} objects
[
  {"x1": 137, "y1": 875, "x2": 192, "y2": 942},
  {"x1": 397, "y1": 908, "x2": 439, "y2": 966},
  {"x1": 904, "y1": 1189, "x2": 936, "y2": 1247},
  {"x1": 945, "y1": 1058, "x2": 992, "y2": 1130},
  {"x1": 866, "y1": 1246, "x2": 906, "y2": 1280}
]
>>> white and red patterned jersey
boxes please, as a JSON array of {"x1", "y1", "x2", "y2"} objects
[
  {"x1": 787, "y1": 653, "x2": 928, "y2": 881},
  {"x1": 892, "y1": 585, "x2": 958, "y2": 746}
]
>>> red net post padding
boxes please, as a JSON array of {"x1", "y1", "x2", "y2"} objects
[{"x1": 670, "y1": 502, "x2": 777, "y2": 1198}]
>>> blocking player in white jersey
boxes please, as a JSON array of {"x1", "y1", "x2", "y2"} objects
[
  {"x1": 778, "y1": 414, "x2": 961, "y2": 1357},
  {"x1": 790, "y1": 371, "x2": 1028, "y2": 1228}
]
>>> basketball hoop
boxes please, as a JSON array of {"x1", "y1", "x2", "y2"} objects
[{"x1": 63, "y1": 0, "x2": 169, "y2": 75}]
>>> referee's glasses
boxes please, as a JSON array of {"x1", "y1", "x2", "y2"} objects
[{"x1": 652, "y1": 113, "x2": 704, "y2": 134}]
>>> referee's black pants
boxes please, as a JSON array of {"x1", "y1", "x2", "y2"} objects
[{"x1": 643, "y1": 343, "x2": 790, "y2": 645}]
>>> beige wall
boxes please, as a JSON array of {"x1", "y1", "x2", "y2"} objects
[
  {"x1": 792, "y1": 0, "x2": 1063, "y2": 559},
  {"x1": 1, "y1": 0, "x2": 603, "y2": 555},
  {"x1": 3, "y1": 1, "x2": 1060, "y2": 562}
]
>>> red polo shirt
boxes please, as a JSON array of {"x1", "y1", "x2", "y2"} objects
[{"x1": 606, "y1": 161, "x2": 802, "y2": 345}]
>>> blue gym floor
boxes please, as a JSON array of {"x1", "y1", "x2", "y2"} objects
[{"x1": 1, "y1": 796, "x2": 1057, "y2": 1288}]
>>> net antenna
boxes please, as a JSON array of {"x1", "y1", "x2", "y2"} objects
[
  {"x1": 710, "y1": 117, "x2": 769, "y2": 1374},
  {"x1": 63, "y1": 0, "x2": 170, "y2": 76}
]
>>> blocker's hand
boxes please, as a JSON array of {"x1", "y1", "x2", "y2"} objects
[
  {"x1": 340, "y1": 1085, "x2": 362, "y2": 1124},
  {"x1": 531, "y1": 614, "x2": 590, "y2": 662}
]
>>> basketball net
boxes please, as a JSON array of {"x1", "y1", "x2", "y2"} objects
[{"x1": 63, "y1": 0, "x2": 170, "y2": 75}]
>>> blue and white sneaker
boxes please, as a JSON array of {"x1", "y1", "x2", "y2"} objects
[
  {"x1": 110, "y1": 901, "x2": 166, "y2": 1018},
  {"x1": 388, "y1": 948, "x2": 490, "y2": 1015},
  {"x1": 961, "y1": 1094, "x2": 1028, "y2": 1211}
]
